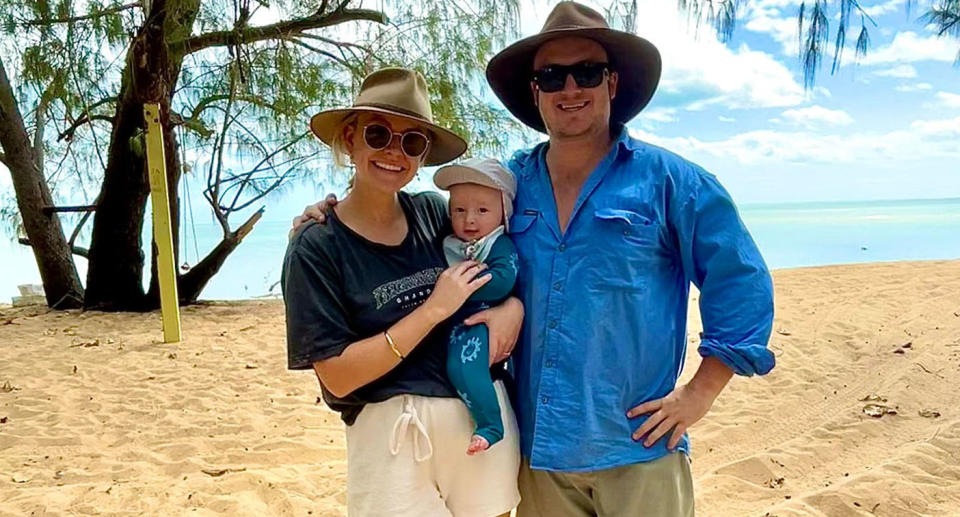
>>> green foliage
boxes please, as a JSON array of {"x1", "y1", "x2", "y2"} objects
[
  {"x1": 922, "y1": 0, "x2": 960, "y2": 64},
  {"x1": 0, "y1": 0, "x2": 525, "y2": 241}
]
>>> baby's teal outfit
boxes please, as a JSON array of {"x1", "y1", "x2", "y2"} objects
[{"x1": 444, "y1": 226, "x2": 518, "y2": 447}]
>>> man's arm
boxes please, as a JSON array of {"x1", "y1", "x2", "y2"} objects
[{"x1": 628, "y1": 166, "x2": 774, "y2": 449}]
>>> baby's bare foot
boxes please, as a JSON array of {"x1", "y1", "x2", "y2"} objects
[{"x1": 466, "y1": 435, "x2": 490, "y2": 455}]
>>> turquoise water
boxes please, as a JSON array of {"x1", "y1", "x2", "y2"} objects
[{"x1": 3, "y1": 197, "x2": 959, "y2": 301}]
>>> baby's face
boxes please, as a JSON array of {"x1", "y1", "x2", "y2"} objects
[{"x1": 448, "y1": 183, "x2": 504, "y2": 241}]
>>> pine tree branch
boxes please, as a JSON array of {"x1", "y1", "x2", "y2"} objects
[
  {"x1": 170, "y1": 8, "x2": 387, "y2": 57},
  {"x1": 23, "y1": 2, "x2": 141, "y2": 26},
  {"x1": 57, "y1": 115, "x2": 116, "y2": 142},
  {"x1": 19, "y1": 237, "x2": 89, "y2": 258}
]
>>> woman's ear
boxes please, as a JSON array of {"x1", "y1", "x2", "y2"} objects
[{"x1": 343, "y1": 123, "x2": 357, "y2": 154}]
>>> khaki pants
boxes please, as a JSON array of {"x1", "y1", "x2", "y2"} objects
[{"x1": 516, "y1": 452, "x2": 694, "y2": 517}]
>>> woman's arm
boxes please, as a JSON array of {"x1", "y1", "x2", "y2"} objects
[{"x1": 314, "y1": 260, "x2": 490, "y2": 398}]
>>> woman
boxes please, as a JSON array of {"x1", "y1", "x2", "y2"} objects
[{"x1": 282, "y1": 67, "x2": 522, "y2": 517}]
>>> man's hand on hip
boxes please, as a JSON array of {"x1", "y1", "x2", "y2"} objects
[{"x1": 626, "y1": 356, "x2": 733, "y2": 450}]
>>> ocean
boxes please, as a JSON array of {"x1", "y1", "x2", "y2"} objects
[{"x1": 3, "y1": 197, "x2": 959, "y2": 302}]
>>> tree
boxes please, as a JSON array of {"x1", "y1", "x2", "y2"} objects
[{"x1": 0, "y1": 0, "x2": 522, "y2": 310}]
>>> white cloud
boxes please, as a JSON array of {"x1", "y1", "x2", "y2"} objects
[
  {"x1": 629, "y1": 116, "x2": 960, "y2": 165},
  {"x1": 643, "y1": 107, "x2": 679, "y2": 123},
  {"x1": 895, "y1": 83, "x2": 933, "y2": 92},
  {"x1": 873, "y1": 64, "x2": 917, "y2": 78},
  {"x1": 781, "y1": 106, "x2": 854, "y2": 128},
  {"x1": 860, "y1": 32, "x2": 960, "y2": 65},
  {"x1": 744, "y1": 9, "x2": 798, "y2": 56},
  {"x1": 861, "y1": 0, "x2": 907, "y2": 17},
  {"x1": 936, "y1": 92, "x2": 960, "y2": 108},
  {"x1": 718, "y1": 116, "x2": 736, "y2": 122}
]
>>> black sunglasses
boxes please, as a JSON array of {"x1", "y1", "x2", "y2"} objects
[
  {"x1": 532, "y1": 62, "x2": 611, "y2": 93},
  {"x1": 362, "y1": 123, "x2": 431, "y2": 158}
]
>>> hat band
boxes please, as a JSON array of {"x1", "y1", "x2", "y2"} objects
[{"x1": 354, "y1": 102, "x2": 433, "y2": 124}]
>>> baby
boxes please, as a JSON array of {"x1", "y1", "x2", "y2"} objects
[{"x1": 434, "y1": 157, "x2": 519, "y2": 455}]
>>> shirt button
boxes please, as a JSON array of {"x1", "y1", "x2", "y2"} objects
[
  {"x1": 558, "y1": 244, "x2": 566, "y2": 252},
  {"x1": 545, "y1": 360, "x2": 555, "y2": 368},
  {"x1": 623, "y1": 229, "x2": 630, "y2": 236},
  {"x1": 553, "y1": 281, "x2": 562, "y2": 291},
  {"x1": 541, "y1": 396, "x2": 549, "y2": 404},
  {"x1": 548, "y1": 320, "x2": 558, "y2": 329}
]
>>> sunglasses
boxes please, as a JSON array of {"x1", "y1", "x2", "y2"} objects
[
  {"x1": 362, "y1": 123, "x2": 430, "y2": 158},
  {"x1": 532, "y1": 62, "x2": 611, "y2": 93}
]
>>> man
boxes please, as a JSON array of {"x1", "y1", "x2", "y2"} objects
[
  {"x1": 484, "y1": 2, "x2": 774, "y2": 515},
  {"x1": 294, "y1": 2, "x2": 775, "y2": 515}
]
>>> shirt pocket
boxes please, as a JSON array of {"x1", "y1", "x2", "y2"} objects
[{"x1": 589, "y1": 208, "x2": 662, "y2": 291}]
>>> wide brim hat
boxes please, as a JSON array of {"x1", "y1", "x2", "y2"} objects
[
  {"x1": 486, "y1": 1, "x2": 662, "y2": 133},
  {"x1": 309, "y1": 68, "x2": 467, "y2": 166}
]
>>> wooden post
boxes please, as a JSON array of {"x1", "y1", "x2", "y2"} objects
[{"x1": 144, "y1": 103, "x2": 181, "y2": 343}]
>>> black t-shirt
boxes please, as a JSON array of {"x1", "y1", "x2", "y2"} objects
[{"x1": 282, "y1": 191, "x2": 459, "y2": 425}]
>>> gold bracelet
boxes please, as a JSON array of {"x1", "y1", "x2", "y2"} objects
[{"x1": 384, "y1": 330, "x2": 403, "y2": 359}]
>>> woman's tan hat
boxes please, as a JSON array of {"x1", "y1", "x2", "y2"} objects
[
  {"x1": 309, "y1": 68, "x2": 468, "y2": 166},
  {"x1": 485, "y1": 1, "x2": 661, "y2": 133}
]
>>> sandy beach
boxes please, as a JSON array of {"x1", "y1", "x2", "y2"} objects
[{"x1": 2, "y1": 260, "x2": 959, "y2": 517}]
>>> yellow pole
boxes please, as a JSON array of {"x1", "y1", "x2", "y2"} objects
[{"x1": 144, "y1": 103, "x2": 182, "y2": 343}]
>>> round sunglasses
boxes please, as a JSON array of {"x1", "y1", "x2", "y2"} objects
[
  {"x1": 532, "y1": 62, "x2": 610, "y2": 93},
  {"x1": 362, "y1": 123, "x2": 431, "y2": 158}
]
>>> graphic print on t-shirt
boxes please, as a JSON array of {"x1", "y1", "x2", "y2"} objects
[{"x1": 371, "y1": 267, "x2": 445, "y2": 310}]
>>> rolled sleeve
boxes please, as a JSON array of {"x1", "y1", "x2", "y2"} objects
[{"x1": 669, "y1": 168, "x2": 775, "y2": 376}]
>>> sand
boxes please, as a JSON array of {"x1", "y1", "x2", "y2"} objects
[{"x1": 1, "y1": 260, "x2": 959, "y2": 516}]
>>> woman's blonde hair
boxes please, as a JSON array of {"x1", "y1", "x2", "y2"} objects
[{"x1": 329, "y1": 112, "x2": 360, "y2": 168}]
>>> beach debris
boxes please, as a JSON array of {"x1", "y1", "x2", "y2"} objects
[
  {"x1": 72, "y1": 365, "x2": 78, "y2": 374},
  {"x1": 1, "y1": 317, "x2": 17, "y2": 325},
  {"x1": 167, "y1": 353, "x2": 177, "y2": 359},
  {"x1": 914, "y1": 362, "x2": 945, "y2": 378},
  {"x1": 776, "y1": 328, "x2": 792, "y2": 336},
  {"x1": 1, "y1": 416, "x2": 7, "y2": 424},
  {"x1": 893, "y1": 341, "x2": 912, "y2": 354},
  {"x1": 1, "y1": 381, "x2": 19, "y2": 393},
  {"x1": 919, "y1": 409, "x2": 941, "y2": 418},
  {"x1": 201, "y1": 467, "x2": 246, "y2": 477},
  {"x1": 11, "y1": 474, "x2": 30, "y2": 483},
  {"x1": 239, "y1": 326, "x2": 255, "y2": 332},
  {"x1": 245, "y1": 364, "x2": 258, "y2": 369},
  {"x1": 766, "y1": 476, "x2": 785, "y2": 489},
  {"x1": 70, "y1": 339, "x2": 100, "y2": 348},
  {"x1": 863, "y1": 403, "x2": 898, "y2": 418},
  {"x1": 859, "y1": 394, "x2": 887, "y2": 403}
]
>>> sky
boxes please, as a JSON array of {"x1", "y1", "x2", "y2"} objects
[
  {"x1": 591, "y1": 0, "x2": 960, "y2": 204},
  {"x1": 260, "y1": 0, "x2": 960, "y2": 219},
  {"x1": 1, "y1": 0, "x2": 958, "y2": 222}
]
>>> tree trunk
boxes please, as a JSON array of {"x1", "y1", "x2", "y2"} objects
[
  {"x1": 0, "y1": 57, "x2": 84, "y2": 309},
  {"x1": 84, "y1": 0, "x2": 180, "y2": 311}
]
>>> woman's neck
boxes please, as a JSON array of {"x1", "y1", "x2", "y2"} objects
[
  {"x1": 336, "y1": 183, "x2": 409, "y2": 245},
  {"x1": 339, "y1": 184, "x2": 404, "y2": 224}
]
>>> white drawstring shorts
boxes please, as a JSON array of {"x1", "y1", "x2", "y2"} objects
[{"x1": 344, "y1": 380, "x2": 521, "y2": 517}]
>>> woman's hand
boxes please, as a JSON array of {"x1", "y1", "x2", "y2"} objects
[
  {"x1": 464, "y1": 297, "x2": 523, "y2": 365},
  {"x1": 289, "y1": 194, "x2": 338, "y2": 239},
  {"x1": 423, "y1": 261, "x2": 491, "y2": 321}
]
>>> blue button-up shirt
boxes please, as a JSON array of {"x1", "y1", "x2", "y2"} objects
[{"x1": 506, "y1": 129, "x2": 775, "y2": 472}]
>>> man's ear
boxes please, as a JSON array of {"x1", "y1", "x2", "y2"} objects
[{"x1": 608, "y1": 70, "x2": 618, "y2": 100}]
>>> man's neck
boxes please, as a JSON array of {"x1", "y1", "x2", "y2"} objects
[{"x1": 545, "y1": 126, "x2": 615, "y2": 181}]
